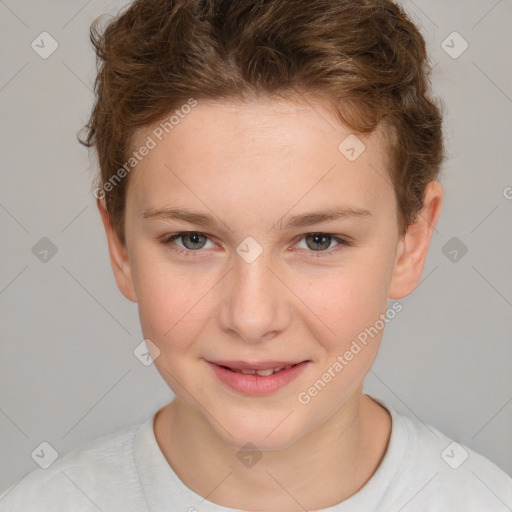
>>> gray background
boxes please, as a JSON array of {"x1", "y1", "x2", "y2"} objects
[{"x1": 0, "y1": 0, "x2": 511, "y2": 494}]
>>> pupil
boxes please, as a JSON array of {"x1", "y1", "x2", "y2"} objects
[{"x1": 184, "y1": 233, "x2": 205, "y2": 249}]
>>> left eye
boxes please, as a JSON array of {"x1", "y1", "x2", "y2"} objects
[{"x1": 295, "y1": 233, "x2": 345, "y2": 252}]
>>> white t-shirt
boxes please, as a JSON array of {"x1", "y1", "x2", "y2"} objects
[{"x1": 1, "y1": 397, "x2": 511, "y2": 511}]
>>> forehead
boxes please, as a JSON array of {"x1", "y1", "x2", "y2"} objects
[{"x1": 126, "y1": 96, "x2": 395, "y2": 222}]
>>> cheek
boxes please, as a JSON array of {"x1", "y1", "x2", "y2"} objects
[
  {"x1": 294, "y1": 259, "x2": 392, "y2": 348},
  {"x1": 130, "y1": 248, "x2": 213, "y2": 350},
  {"x1": 292, "y1": 269, "x2": 388, "y2": 410}
]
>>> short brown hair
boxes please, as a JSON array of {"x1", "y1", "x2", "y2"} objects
[{"x1": 78, "y1": 0, "x2": 445, "y2": 246}]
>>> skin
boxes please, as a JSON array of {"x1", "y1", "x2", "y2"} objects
[{"x1": 98, "y1": 95, "x2": 443, "y2": 511}]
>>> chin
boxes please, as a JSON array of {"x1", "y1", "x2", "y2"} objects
[{"x1": 211, "y1": 411, "x2": 306, "y2": 453}]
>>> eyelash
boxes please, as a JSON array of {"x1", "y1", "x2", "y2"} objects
[{"x1": 161, "y1": 231, "x2": 352, "y2": 258}]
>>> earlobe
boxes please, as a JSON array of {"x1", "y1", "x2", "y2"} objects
[
  {"x1": 97, "y1": 198, "x2": 138, "y2": 303},
  {"x1": 388, "y1": 181, "x2": 443, "y2": 300}
]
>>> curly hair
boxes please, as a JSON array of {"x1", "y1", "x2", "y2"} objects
[{"x1": 78, "y1": 0, "x2": 445, "y2": 246}]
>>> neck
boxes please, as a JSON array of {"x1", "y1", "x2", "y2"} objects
[{"x1": 154, "y1": 391, "x2": 391, "y2": 511}]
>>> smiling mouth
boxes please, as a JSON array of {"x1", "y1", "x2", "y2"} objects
[
  {"x1": 218, "y1": 363, "x2": 300, "y2": 376},
  {"x1": 207, "y1": 360, "x2": 310, "y2": 395}
]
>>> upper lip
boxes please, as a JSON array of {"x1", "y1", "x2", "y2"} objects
[{"x1": 207, "y1": 360, "x2": 308, "y2": 371}]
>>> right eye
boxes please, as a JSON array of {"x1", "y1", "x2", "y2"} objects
[{"x1": 162, "y1": 231, "x2": 216, "y2": 254}]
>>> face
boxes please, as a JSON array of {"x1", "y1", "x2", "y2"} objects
[{"x1": 102, "y1": 95, "x2": 440, "y2": 451}]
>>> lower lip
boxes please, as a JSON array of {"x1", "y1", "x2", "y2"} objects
[{"x1": 207, "y1": 361, "x2": 310, "y2": 396}]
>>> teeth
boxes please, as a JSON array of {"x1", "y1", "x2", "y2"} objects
[
  {"x1": 234, "y1": 364, "x2": 295, "y2": 376},
  {"x1": 256, "y1": 368, "x2": 278, "y2": 376}
]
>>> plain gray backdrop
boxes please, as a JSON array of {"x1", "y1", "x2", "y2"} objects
[{"x1": 1, "y1": 0, "x2": 511, "y2": 493}]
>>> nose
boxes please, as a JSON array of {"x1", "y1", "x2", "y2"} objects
[{"x1": 217, "y1": 251, "x2": 292, "y2": 343}]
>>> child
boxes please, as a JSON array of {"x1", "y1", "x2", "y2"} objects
[{"x1": 2, "y1": 0, "x2": 511, "y2": 510}]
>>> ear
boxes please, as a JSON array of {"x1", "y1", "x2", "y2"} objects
[
  {"x1": 389, "y1": 181, "x2": 444, "y2": 300},
  {"x1": 97, "y1": 198, "x2": 137, "y2": 302}
]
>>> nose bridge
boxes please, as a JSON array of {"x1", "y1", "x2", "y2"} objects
[{"x1": 218, "y1": 249, "x2": 291, "y2": 343}]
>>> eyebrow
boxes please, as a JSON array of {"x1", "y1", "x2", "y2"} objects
[{"x1": 142, "y1": 206, "x2": 372, "y2": 230}]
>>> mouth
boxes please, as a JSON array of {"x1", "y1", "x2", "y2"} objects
[
  {"x1": 208, "y1": 359, "x2": 308, "y2": 374},
  {"x1": 216, "y1": 363, "x2": 301, "y2": 376},
  {"x1": 206, "y1": 360, "x2": 311, "y2": 395}
]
